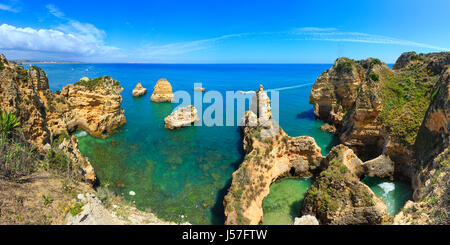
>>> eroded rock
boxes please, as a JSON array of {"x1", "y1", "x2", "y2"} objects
[
  {"x1": 132, "y1": 82, "x2": 147, "y2": 97},
  {"x1": 301, "y1": 145, "x2": 388, "y2": 225},
  {"x1": 224, "y1": 85, "x2": 323, "y2": 225},
  {"x1": 164, "y1": 105, "x2": 199, "y2": 130},
  {"x1": 150, "y1": 78, "x2": 174, "y2": 102}
]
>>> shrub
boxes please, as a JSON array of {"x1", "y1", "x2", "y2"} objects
[
  {"x1": 367, "y1": 71, "x2": 379, "y2": 81},
  {"x1": 45, "y1": 149, "x2": 72, "y2": 174},
  {"x1": 335, "y1": 59, "x2": 353, "y2": 73},
  {"x1": 0, "y1": 110, "x2": 21, "y2": 135},
  {"x1": 74, "y1": 76, "x2": 120, "y2": 90},
  {"x1": 0, "y1": 134, "x2": 38, "y2": 179}
]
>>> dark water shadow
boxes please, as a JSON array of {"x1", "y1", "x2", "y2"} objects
[
  {"x1": 295, "y1": 109, "x2": 316, "y2": 121},
  {"x1": 289, "y1": 199, "x2": 304, "y2": 221},
  {"x1": 210, "y1": 127, "x2": 245, "y2": 225},
  {"x1": 324, "y1": 135, "x2": 341, "y2": 153}
]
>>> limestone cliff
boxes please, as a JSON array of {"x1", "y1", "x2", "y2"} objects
[
  {"x1": 0, "y1": 55, "x2": 127, "y2": 183},
  {"x1": 150, "y1": 78, "x2": 174, "y2": 102},
  {"x1": 224, "y1": 86, "x2": 323, "y2": 225},
  {"x1": 310, "y1": 51, "x2": 450, "y2": 224},
  {"x1": 301, "y1": 145, "x2": 388, "y2": 225}
]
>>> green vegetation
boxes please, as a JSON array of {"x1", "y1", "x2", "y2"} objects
[
  {"x1": 68, "y1": 202, "x2": 84, "y2": 216},
  {"x1": 335, "y1": 58, "x2": 354, "y2": 73},
  {"x1": 0, "y1": 110, "x2": 21, "y2": 135},
  {"x1": 380, "y1": 64, "x2": 435, "y2": 146},
  {"x1": 410, "y1": 53, "x2": 424, "y2": 61},
  {"x1": 431, "y1": 87, "x2": 440, "y2": 102},
  {"x1": 42, "y1": 195, "x2": 53, "y2": 206},
  {"x1": 367, "y1": 71, "x2": 380, "y2": 81},
  {"x1": 0, "y1": 133, "x2": 38, "y2": 179},
  {"x1": 0, "y1": 61, "x2": 5, "y2": 70},
  {"x1": 0, "y1": 111, "x2": 38, "y2": 179},
  {"x1": 303, "y1": 150, "x2": 374, "y2": 215},
  {"x1": 74, "y1": 76, "x2": 120, "y2": 90},
  {"x1": 44, "y1": 149, "x2": 72, "y2": 174},
  {"x1": 362, "y1": 58, "x2": 382, "y2": 69},
  {"x1": 15, "y1": 66, "x2": 28, "y2": 81}
]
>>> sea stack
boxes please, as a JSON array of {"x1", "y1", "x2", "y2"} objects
[
  {"x1": 150, "y1": 78, "x2": 174, "y2": 102},
  {"x1": 132, "y1": 82, "x2": 147, "y2": 97},
  {"x1": 250, "y1": 85, "x2": 272, "y2": 125},
  {"x1": 164, "y1": 105, "x2": 199, "y2": 130}
]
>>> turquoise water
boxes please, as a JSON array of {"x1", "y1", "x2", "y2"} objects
[
  {"x1": 362, "y1": 176, "x2": 413, "y2": 216},
  {"x1": 262, "y1": 178, "x2": 312, "y2": 225},
  {"x1": 34, "y1": 63, "x2": 338, "y2": 224}
]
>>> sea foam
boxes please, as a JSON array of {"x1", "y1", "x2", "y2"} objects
[
  {"x1": 75, "y1": 131, "x2": 88, "y2": 138},
  {"x1": 378, "y1": 182, "x2": 395, "y2": 195}
]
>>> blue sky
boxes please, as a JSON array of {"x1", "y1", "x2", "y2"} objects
[{"x1": 0, "y1": 0, "x2": 449, "y2": 63}]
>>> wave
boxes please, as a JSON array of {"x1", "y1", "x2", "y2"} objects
[
  {"x1": 378, "y1": 182, "x2": 395, "y2": 196},
  {"x1": 267, "y1": 83, "x2": 314, "y2": 92},
  {"x1": 75, "y1": 131, "x2": 88, "y2": 138}
]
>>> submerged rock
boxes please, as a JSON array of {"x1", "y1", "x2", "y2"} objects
[
  {"x1": 132, "y1": 82, "x2": 147, "y2": 97},
  {"x1": 164, "y1": 105, "x2": 200, "y2": 130},
  {"x1": 150, "y1": 78, "x2": 174, "y2": 102}
]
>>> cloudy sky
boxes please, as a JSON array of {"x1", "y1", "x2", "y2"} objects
[{"x1": 0, "y1": 0, "x2": 449, "y2": 63}]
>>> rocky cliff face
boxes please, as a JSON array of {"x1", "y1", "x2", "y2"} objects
[
  {"x1": 0, "y1": 55, "x2": 127, "y2": 183},
  {"x1": 224, "y1": 86, "x2": 323, "y2": 225},
  {"x1": 301, "y1": 145, "x2": 388, "y2": 225},
  {"x1": 310, "y1": 51, "x2": 449, "y2": 224},
  {"x1": 150, "y1": 78, "x2": 174, "y2": 102}
]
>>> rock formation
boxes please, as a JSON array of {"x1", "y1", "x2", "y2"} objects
[
  {"x1": 194, "y1": 87, "x2": 205, "y2": 92},
  {"x1": 301, "y1": 145, "x2": 388, "y2": 225},
  {"x1": 294, "y1": 215, "x2": 319, "y2": 225},
  {"x1": 224, "y1": 85, "x2": 323, "y2": 225},
  {"x1": 309, "y1": 51, "x2": 450, "y2": 225},
  {"x1": 132, "y1": 82, "x2": 147, "y2": 97},
  {"x1": 150, "y1": 78, "x2": 174, "y2": 102},
  {"x1": 164, "y1": 105, "x2": 200, "y2": 130},
  {"x1": 0, "y1": 55, "x2": 127, "y2": 183}
]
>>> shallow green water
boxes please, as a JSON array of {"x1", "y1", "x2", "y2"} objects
[
  {"x1": 39, "y1": 63, "x2": 338, "y2": 224},
  {"x1": 262, "y1": 178, "x2": 312, "y2": 225},
  {"x1": 362, "y1": 176, "x2": 413, "y2": 216}
]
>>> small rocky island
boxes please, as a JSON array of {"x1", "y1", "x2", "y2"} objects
[
  {"x1": 150, "y1": 78, "x2": 174, "y2": 102},
  {"x1": 164, "y1": 105, "x2": 200, "y2": 130},
  {"x1": 132, "y1": 82, "x2": 147, "y2": 97}
]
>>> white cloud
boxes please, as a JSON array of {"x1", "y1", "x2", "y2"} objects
[
  {"x1": 0, "y1": 3, "x2": 18, "y2": 13},
  {"x1": 0, "y1": 4, "x2": 121, "y2": 60},
  {"x1": 291, "y1": 27, "x2": 450, "y2": 51},
  {"x1": 139, "y1": 33, "x2": 247, "y2": 57},
  {"x1": 0, "y1": 24, "x2": 118, "y2": 57},
  {"x1": 46, "y1": 4, "x2": 65, "y2": 18}
]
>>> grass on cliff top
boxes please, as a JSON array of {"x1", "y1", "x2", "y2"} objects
[
  {"x1": 74, "y1": 76, "x2": 120, "y2": 90},
  {"x1": 303, "y1": 149, "x2": 374, "y2": 215},
  {"x1": 380, "y1": 63, "x2": 435, "y2": 146}
]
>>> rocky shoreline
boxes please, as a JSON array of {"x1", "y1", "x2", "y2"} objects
[
  {"x1": 225, "y1": 51, "x2": 449, "y2": 225},
  {"x1": 1, "y1": 51, "x2": 448, "y2": 225},
  {"x1": 0, "y1": 54, "x2": 175, "y2": 225}
]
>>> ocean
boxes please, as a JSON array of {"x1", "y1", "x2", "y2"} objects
[{"x1": 33, "y1": 63, "x2": 410, "y2": 224}]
